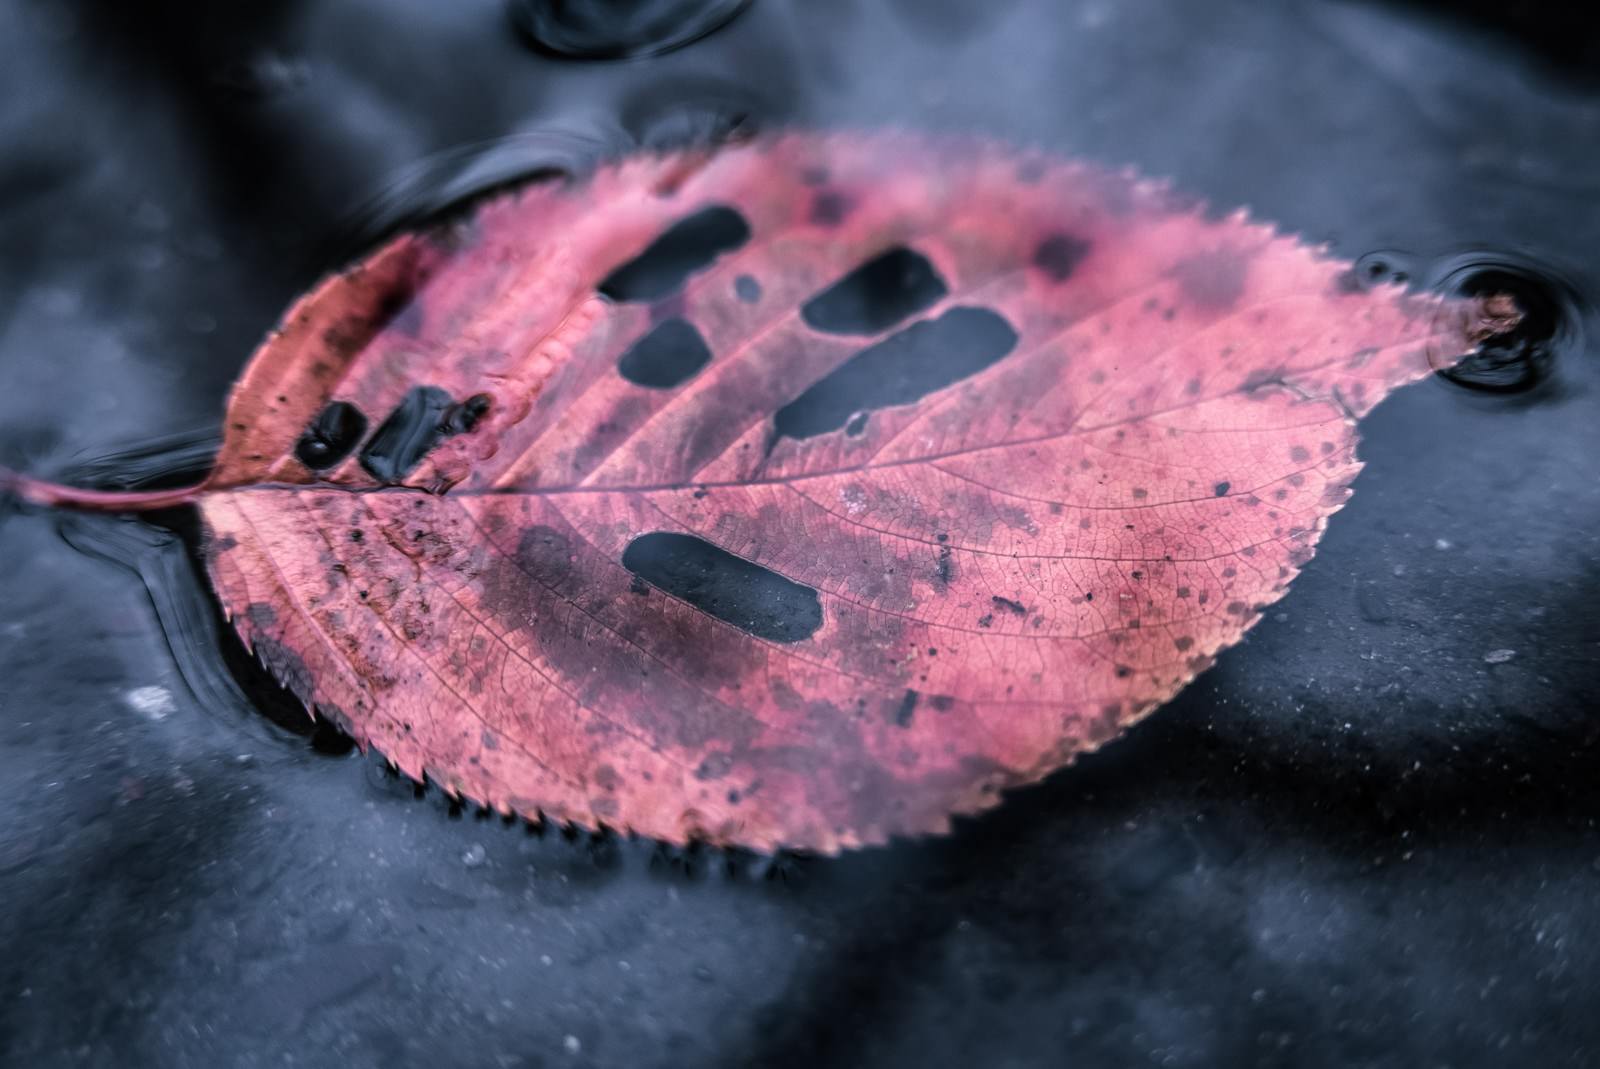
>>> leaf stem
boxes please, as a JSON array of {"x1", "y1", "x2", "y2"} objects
[{"x1": 0, "y1": 469, "x2": 202, "y2": 512}]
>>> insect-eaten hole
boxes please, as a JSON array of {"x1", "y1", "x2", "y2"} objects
[
  {"x1": 801, "y1": 246, "x2": 948, "y2": 335},
  {"x1": 598, "y1": 204, "x2": 751, "y2": 302},
  {"x1": 618, "y1": 317, "x2": 712, "y2": 389},
  {"x1": 294, "y1": 401, "x2": 368, "y2": 470},
  {"x1": 622, "y1": 532, "x2": 822, "y2": 643},
  {"x1": 359, "y1": 386, "x2": 492, "y2": 483},
  {"x1": 774, "y1": 306, "x2": 1019, "y2": 440}
]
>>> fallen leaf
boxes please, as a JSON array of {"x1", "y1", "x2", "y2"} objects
[{"x1": 9, "y1": 133, "x2": 1503, "y2": 852}]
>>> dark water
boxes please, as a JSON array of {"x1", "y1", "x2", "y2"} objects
[{"x1": 2, "y1": 1, "x2": 1599, "y2": 1066}]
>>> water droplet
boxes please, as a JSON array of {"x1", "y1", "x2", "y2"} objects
[
  {"x1": 508, "y1": 0, "x2": 751, "y2": 60},
  {"x1": 1350, "y1": 250, "x2": 1415, "y2": 290},
  {"x1": 1424, "y1": 251, "x2": 1585, "y2": 393}
]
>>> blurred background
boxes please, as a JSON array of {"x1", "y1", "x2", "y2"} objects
[{"x1": 1, "y1": 1, "x2": 1597, "y2": 1066}]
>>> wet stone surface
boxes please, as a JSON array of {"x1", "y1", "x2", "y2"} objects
[{"x1": 1, "y1": 2, "x2": 1598, "y2": 1067}]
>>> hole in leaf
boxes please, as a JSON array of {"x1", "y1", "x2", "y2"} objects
[
  {"x1": 295, "y1": 401, "x2": 368, "y2": 470},
  {"x1": 734, "y1": 274, "x2": 762, "y2": 303},
  {"x1": 597, "y1": 205, "x2": 751, "y2": 302},
  {"x1": 445, "y1": 393, "x2": 493, "y2": 434},
  {"x1": 359, "y1": 386, "x2": 455, "y2": 483},
  {"x1": 617, "y1": 318, "x2": 713, "y2": 389},
  {"x1": 622, "y1": 532, "x2": 822, "y2": 642},
  {"x1": 774, "y1": 306, "x2": 1019, "y2": 440},
  {"x1": 800, "y1": 246, "x2": 949, "y2": 335}
]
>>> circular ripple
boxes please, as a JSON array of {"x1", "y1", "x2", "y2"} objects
[
  {"x1": 507, "y1": 0, "x2": 752, "y2": 60},
  {"x1": 1425, "y1": 252, "x2": 1584, "y2": 393}
]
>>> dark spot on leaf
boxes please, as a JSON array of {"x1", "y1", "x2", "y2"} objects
[
  {"x1": 294, "y1": 401, "x2": 368, "y2": 470},
  {"x1": 617, "y1": 317, "x2": 713, "y2": 389},
  {"x1": 775, "y1": 307, "x2": 1018, "y2": 440},
  {"x1": 1174, "y1": 636, "x2": 1194, "y2": 651},
  {"x1": 1114, "y1": 665, "x2": 1133, "y2": 678},
  {"x1": 695, "y1": 752, "x2": 734, "y2": 780},
  {"x1": 991, "y1": 595, "x2": 1027, "y2": 616},
  {"x1": 800, "y1": 246, "x2": 948, "y2": 335},
  {"x1": 623, "y1": 532, "x2": 822, "y2": 643},
  {"x1": 1214, "y1": 481, "x2": 1230, "y2": 496},
  {"x1": 734, "y1": 274, "x2": 762, "y2": 303},
  {"x1": 1290, "y1": 445, "x2": 1311, "y2": 463},
  {"x1": 1032, "y1": 234, "x2": 1092, "y2": 282},
  {"x1": 892, "y1": 689, "x2": 918, "y2": 728},
  {"x1": 810, "y1": 191, "x2": 852, "y2": 226},
  {"x1": 977, "y1": 613, "x2": 994, "y2": 628},
  {"x1": 598, "y1": 205, "x2": 751, "y2": 302}
]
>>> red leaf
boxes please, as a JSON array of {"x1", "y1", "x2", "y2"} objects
[{"x1": 10, "y1": 133, "x2": 1503, "y2": 852}]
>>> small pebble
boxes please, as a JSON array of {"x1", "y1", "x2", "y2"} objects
[
  {"x1": 462, "y1": 843, "x2": 487, "y2": 868},
  {"x1": 563, "y1": 1035, "x2": 581, "y2": 1055},
  {"x1": 1483, "y1": 649, "x2": 1516, "y2": 665}
]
